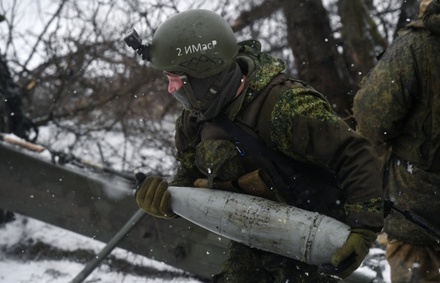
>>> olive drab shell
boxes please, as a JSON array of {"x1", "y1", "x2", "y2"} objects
[{"x1": 149, "y1": 9, "x2": 238, "y2": 78}]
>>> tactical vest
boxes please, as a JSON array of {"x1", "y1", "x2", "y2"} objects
[{"x1": 198, "y1": 74, "x2": 342, "y2": 216}]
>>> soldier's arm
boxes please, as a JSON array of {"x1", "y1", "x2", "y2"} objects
[
  {"x1": 170, "y1": 111, "x2": 204, "y2": 187},
  {"x1": 353, "y1": 35, "x2": 415, "y2": 147},
  {"x1": 270, "y1": 88, "x2": 383, "y2": 231}
]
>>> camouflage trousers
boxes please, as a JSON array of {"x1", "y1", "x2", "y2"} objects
[
  {"x1": 212, "y1": 241, "x2": 338, "y2": 283},
  {"x1": 386, "y1": 239, "x2": 440, "y2": 283}
]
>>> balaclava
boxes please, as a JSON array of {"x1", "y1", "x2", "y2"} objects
[{"x1": 173, "y1": 62, "x2": 243, "y2": 122}]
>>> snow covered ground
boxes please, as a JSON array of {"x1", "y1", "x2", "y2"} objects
[
  {"x1": 0, "y1": 214, "x2": 204, "y2": 283},
  {"x1": 0, "y1": 134, "x2": 393, "y2": 283},
  {"x1": 0, "y1": 135, "x2": 391, "y2": 283},
  {"x1": 0, "y1": 212, "x2": 391, "y2": 283}
]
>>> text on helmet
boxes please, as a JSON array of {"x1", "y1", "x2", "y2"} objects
[{"x1": 176, "y1": 40, "x2": 218, "y2": 56}]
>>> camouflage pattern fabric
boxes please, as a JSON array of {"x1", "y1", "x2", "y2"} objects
[
  {"x1": 354, "y1": 0, "x2": 440, "y2": 246},
  {"x1": 195, "y1": 139, "x2": 247, "y2": 182},
  {"x1": 384, "y1": 156, "x2": 440, "y2": 245},
  {"x1": 172, "y1": 40, "x2": 384, "y2": 281},
  {"x1": 212, "y1": 241, "x2": 338, "y2": 283}
]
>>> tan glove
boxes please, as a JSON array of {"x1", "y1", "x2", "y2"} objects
[
  {"x1": 328, "y1": 228, "x2": 377, "y2": 279},
  {"x1": 135, "y1": 175, "x2": 176, "y2": 219}
]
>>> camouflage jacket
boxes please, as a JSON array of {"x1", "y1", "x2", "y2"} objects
[
  {"x1": 172, "y1": 40, "x2": 383, "y2": 232},
  {"x1": 353, "y1": 2, "x2": 440, "y2": 244}
]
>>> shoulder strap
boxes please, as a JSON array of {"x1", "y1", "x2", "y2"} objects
[
  {"x1": 213, "y1": 112, "x2": 342, "y2": 214},
  {"x1": 214, "y1": 113, "x2": 295, "y2": 167}
]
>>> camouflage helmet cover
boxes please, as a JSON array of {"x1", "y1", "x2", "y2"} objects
[{"x1": 149, "y1": 9, "x2": 238, "y2": 78}]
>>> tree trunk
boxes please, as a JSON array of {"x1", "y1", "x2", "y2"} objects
[
  {"x1": 338, "y1": 0, "x2": 388, "y2": 84},
  {"x1": 0, "y1": 56, "x2": 29, "y2": 139},
  {"x1": 394, "y1": 0, "x2": 419, "y2": 38},
  {"x1": 281, "y1": 0, "x2": 354, "y2": 119}
]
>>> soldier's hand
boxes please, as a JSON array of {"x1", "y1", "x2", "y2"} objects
[
  {"x1": 135, "y1": 175, "x2": 176, "y2": 219},
  {"x1": 329, "y1": 228, "x2": 377, "y2": 279}
]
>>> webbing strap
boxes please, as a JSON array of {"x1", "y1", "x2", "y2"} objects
[{"x1": 214, "y1": 113, "x2": 293, "y2": 166}]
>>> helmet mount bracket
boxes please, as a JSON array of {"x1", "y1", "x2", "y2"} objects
[{"x1": 124, "y1": 28, "x2": 150, "y2": 61}]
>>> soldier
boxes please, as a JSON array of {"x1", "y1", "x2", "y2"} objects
[
  {"x1": 353, "y1": 1, "x2": 440, "y2": 282},
  {"x1": 135, "y1": 9, "x2": 384, "y2": 282}
]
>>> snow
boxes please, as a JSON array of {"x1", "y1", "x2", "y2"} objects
[
  {"x1": 0, "y1": 0, "x2": 401, "y2": 281},
  {"x1": 0, "y1": 214, "x2": 203, "y2": 283},
  {"x1": 0, "y1": 213, "x2": 392, "y2": 283},
  {"x1": 0, "y1": 135, "x2": 392, "y2": 282}
]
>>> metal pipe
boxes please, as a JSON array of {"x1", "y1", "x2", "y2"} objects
[{"x1": 70, "y1": 208, "x2": 146, "y2": 283}]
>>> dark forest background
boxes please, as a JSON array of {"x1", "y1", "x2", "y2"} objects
[{"x1": 0, "y1": 0, "x2": 419, "y2": 176}]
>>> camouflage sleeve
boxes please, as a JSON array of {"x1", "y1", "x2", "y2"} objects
[
  {"x1": 271, "y1": 88, "x2": 384, "y2": 231},
  {"x1": 169, "y1": 111, "x2": 204, "y2": 187},
  {"x1": 353, "y1": 34, "x2": 415, "y2": 147}
]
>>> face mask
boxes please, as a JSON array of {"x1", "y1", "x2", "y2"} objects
[
  {"x1": 172, "y1": 88, "x2": 192, "y2": 110},
  {"x1": 179, "y1": 63, "x2": 243, "y2": 121}
]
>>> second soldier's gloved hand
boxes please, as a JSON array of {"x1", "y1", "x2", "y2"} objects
[
  {"x1": 327, "y1": 228, "x2": 377, "y2": 279},
  {"x1": 135, "y1": 174, "x2": 176, "y2": 219}
]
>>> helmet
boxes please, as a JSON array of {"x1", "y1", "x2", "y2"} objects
[{"x1": 149, "y1": 9, "x2": 238, "y2": 78}]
